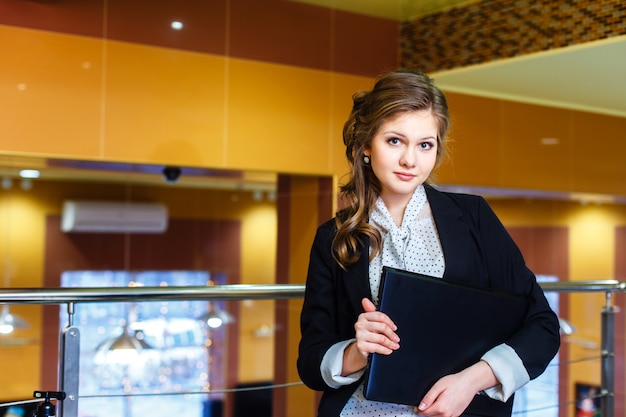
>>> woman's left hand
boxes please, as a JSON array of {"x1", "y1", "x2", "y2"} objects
[{"x1": 416, "y1": 361, "x2": 498, "y2": 417}]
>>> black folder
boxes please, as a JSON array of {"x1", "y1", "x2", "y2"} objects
[{"x1": 364, "y1": 267, "x2": 528, "y2": 415}]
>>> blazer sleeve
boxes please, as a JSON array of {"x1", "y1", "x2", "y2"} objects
[
  {"x1": 473, "y1": 196, "x2": 561, "y2": 379},
  {"x1": 297, "y1": 221, "x2": 345, "y2": 391}
]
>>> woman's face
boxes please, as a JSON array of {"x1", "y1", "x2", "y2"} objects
[{"x1": 365, "y1": 110, "x2": 438, "y2": 209}]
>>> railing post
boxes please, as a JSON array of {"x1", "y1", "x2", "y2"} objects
[
  {"x1": 601, "y1": 292, "x2": 615, "y2": 417},
  {"x1": 58, "y1": 303, "x2": 80, "y2": 417}
]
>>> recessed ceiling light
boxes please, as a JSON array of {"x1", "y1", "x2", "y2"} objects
[
  {"x1": 171, "y1": 21, "x2": 184, "y2": 30},
  {"x1": 540, "y1": 137, "x2": 560, "y2": 145}
]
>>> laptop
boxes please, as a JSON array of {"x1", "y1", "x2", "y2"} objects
[{"x1": 364, "y1": 266, "x2": 528, "y2": 415}]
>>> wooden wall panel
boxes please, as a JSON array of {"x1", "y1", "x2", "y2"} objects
[
  {"x1": 0, "y1": 0, "x2": 396, "y2": 75},
  {"x1": 0, "y1": 27, "x2": 103, "y2": 157},
  {"x1": 498, "y1": 102, "x2": 572, "y2": 191},
  {"x1": 230, "y1": 0, "x2": 332, "y2": 70},
  {"x1": 507, "y1": 227, "x2": 569, "y2": 277},
  {"x1": 227, "y1": 61, "x2": 332, "y2": 173},
  {"x1": 0, "y1": 0, "x2": 104, "y2": 37},
  {"x1": 103, "y1": 42, "x2": 227, "y2": 166},
  {"x1": 438, "y1": 93, "x2": 502, "y2": 186},
  {"x1": 333, "y1": 11, "x2": 399, "y2": 76},
  {"x1": 571, "y1": 112, "x2": 626, "y2": 195},
  {"x1": 107, "y1": 0, "x2": 227, "y2": 54}
]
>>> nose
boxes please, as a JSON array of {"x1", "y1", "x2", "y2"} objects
[{"x1": 400, "y1": 148, "x2": 417, "y2": 168}]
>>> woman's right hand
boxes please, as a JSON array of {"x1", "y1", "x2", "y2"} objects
[
  {"x1": 355, "y1": 297, "x2": 400, "y2": 358},
  {"x1": 342, "y1": 298, "x2": 400, "y2": 375}
]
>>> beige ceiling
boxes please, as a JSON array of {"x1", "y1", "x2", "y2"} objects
[
  {"x1": 290, "y1": 0, "x2": 477, "y2": 20},
  {"x1": 290, "y1": 0, "x2": 626, "y2": 118},
  {"x1": 432, "y1": 36, "x2": 626, "y2": 118}
]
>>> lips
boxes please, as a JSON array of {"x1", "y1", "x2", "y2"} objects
[{"x1": 395, "y1": 172, "x2": 415, "y2": 181}]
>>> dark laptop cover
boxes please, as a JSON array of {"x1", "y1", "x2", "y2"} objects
[{"x1": 364, "y1": 266, "x2": 528, "y2": 415}]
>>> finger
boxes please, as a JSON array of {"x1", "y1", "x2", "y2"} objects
[
  {"x1": 354, "y1": 329, "x2": 400, "y2": 355},
  {"x1": 356, "y1": 340, "x2": 396, "y2": 356},
  {"x1": 354, "y1": 321, "x2": 400, "y2": 355},
  {"x1": 361, "y1": 297, "x2": 377, "y2": 312},
  {"x1": 360, "y1": 298, "x2": 398, "y2": 330},
  {"x1": 352, "y1": 330, "x2": 395, "y2": 358},
  {"x1": 355, "y1": 314, "x2": 400, "y2": 346},
  {"x1": 417, "y1": 381, "x2": 445, "y2": 414},
  {"x1": 355, "y1": 321, "x2": 398, "y2": 341}
]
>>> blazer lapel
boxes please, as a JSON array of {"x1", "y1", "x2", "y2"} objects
[
  {"x1": 341, "y1": 185, "x2": 478, "y2": 314},
  {"x1": 425, "y1": 185, "x2": 475, "y2": 282}
]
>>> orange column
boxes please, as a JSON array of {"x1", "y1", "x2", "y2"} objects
[{"x1": 274, "y1": 174, "x2": 333, "y2": 417}]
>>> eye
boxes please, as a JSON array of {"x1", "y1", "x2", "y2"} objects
[
  {"x1": 388, "y1": 137, "x2": 401, "y2": 145},
  {"x1": 420, "y1": 140, "x2": 436, "y2": 150}
]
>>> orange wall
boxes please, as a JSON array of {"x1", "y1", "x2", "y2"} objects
[
  {"x1": 438, "y1": 93, "x2": 626, "y2": 196},
  {"x1": 2, "y1": 22, "x2": 626, "y2": 197},
  {"x1": 0, "y1": 24, "x2": 367, "y2": 175}
]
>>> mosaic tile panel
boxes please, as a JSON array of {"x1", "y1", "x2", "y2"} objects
[{"x1": 401, "y1": 0, "x2": 626, "y2": 72}]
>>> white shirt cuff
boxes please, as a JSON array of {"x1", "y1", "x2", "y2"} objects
[
  {"x1": 481, "y1": 343, "x2": 530, "y2": 401},
  {"x1": 320, "y1": 339, "x2": 365, "y2": 388}
]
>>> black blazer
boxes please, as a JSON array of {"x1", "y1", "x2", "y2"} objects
[{"x1": 297, "y1": 185, "x2": 561, "y2": 417}]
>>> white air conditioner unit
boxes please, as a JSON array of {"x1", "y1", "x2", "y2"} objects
[{"x1": 61, "y1": 200, "x2": 168, "y2": 233}]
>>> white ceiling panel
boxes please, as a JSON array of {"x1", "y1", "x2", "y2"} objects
[{"x1": 431, "y1": 36, "x2": 626, "y2": 118}]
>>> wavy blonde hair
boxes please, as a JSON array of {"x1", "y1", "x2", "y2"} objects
[{"x1": 333, "y1": 69, "x2": 450, "y2": 269}]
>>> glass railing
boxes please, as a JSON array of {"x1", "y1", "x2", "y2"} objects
[{"x1": 0, "y1": 280, "x2": 620, "y2": 417}]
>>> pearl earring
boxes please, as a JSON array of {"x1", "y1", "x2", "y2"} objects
[{"x1": 363, "y1": 155, "x2": 370, "y2": 164}]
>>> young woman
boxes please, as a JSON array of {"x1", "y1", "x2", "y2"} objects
[{"x1": 297, "y1": 69, "x2": 560, "y2": 417}]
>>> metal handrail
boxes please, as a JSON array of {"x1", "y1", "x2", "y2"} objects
[
  {"x1": 0, "y1": 280, "x2": 624, "y2": 304},
  {"x1": 0, "y1": 284, "x2": 305, "y2": 304},
  {"x1": 540, "y1": 280, "x2": 624, "y2": 292}
]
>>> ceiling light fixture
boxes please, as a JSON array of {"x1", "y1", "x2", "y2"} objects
[
  {"x1": 108, "y1": 327, "x2": 152, "y2": 351},
  {"x1": 171, "y1": 21, "x2": 184, "y2": 30},
  {"x1": 19, "y1": 169, "x2": 40, "y2": 179},
  {"x1": 202, "y1": 303, "x2": 234, "y2": 329},
  {"x1": 0, "y1": 305, "x2": 29, "y2": 335},
  {"x1": 100, "y1": 324, "x2": 153, "y2": 364}
]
